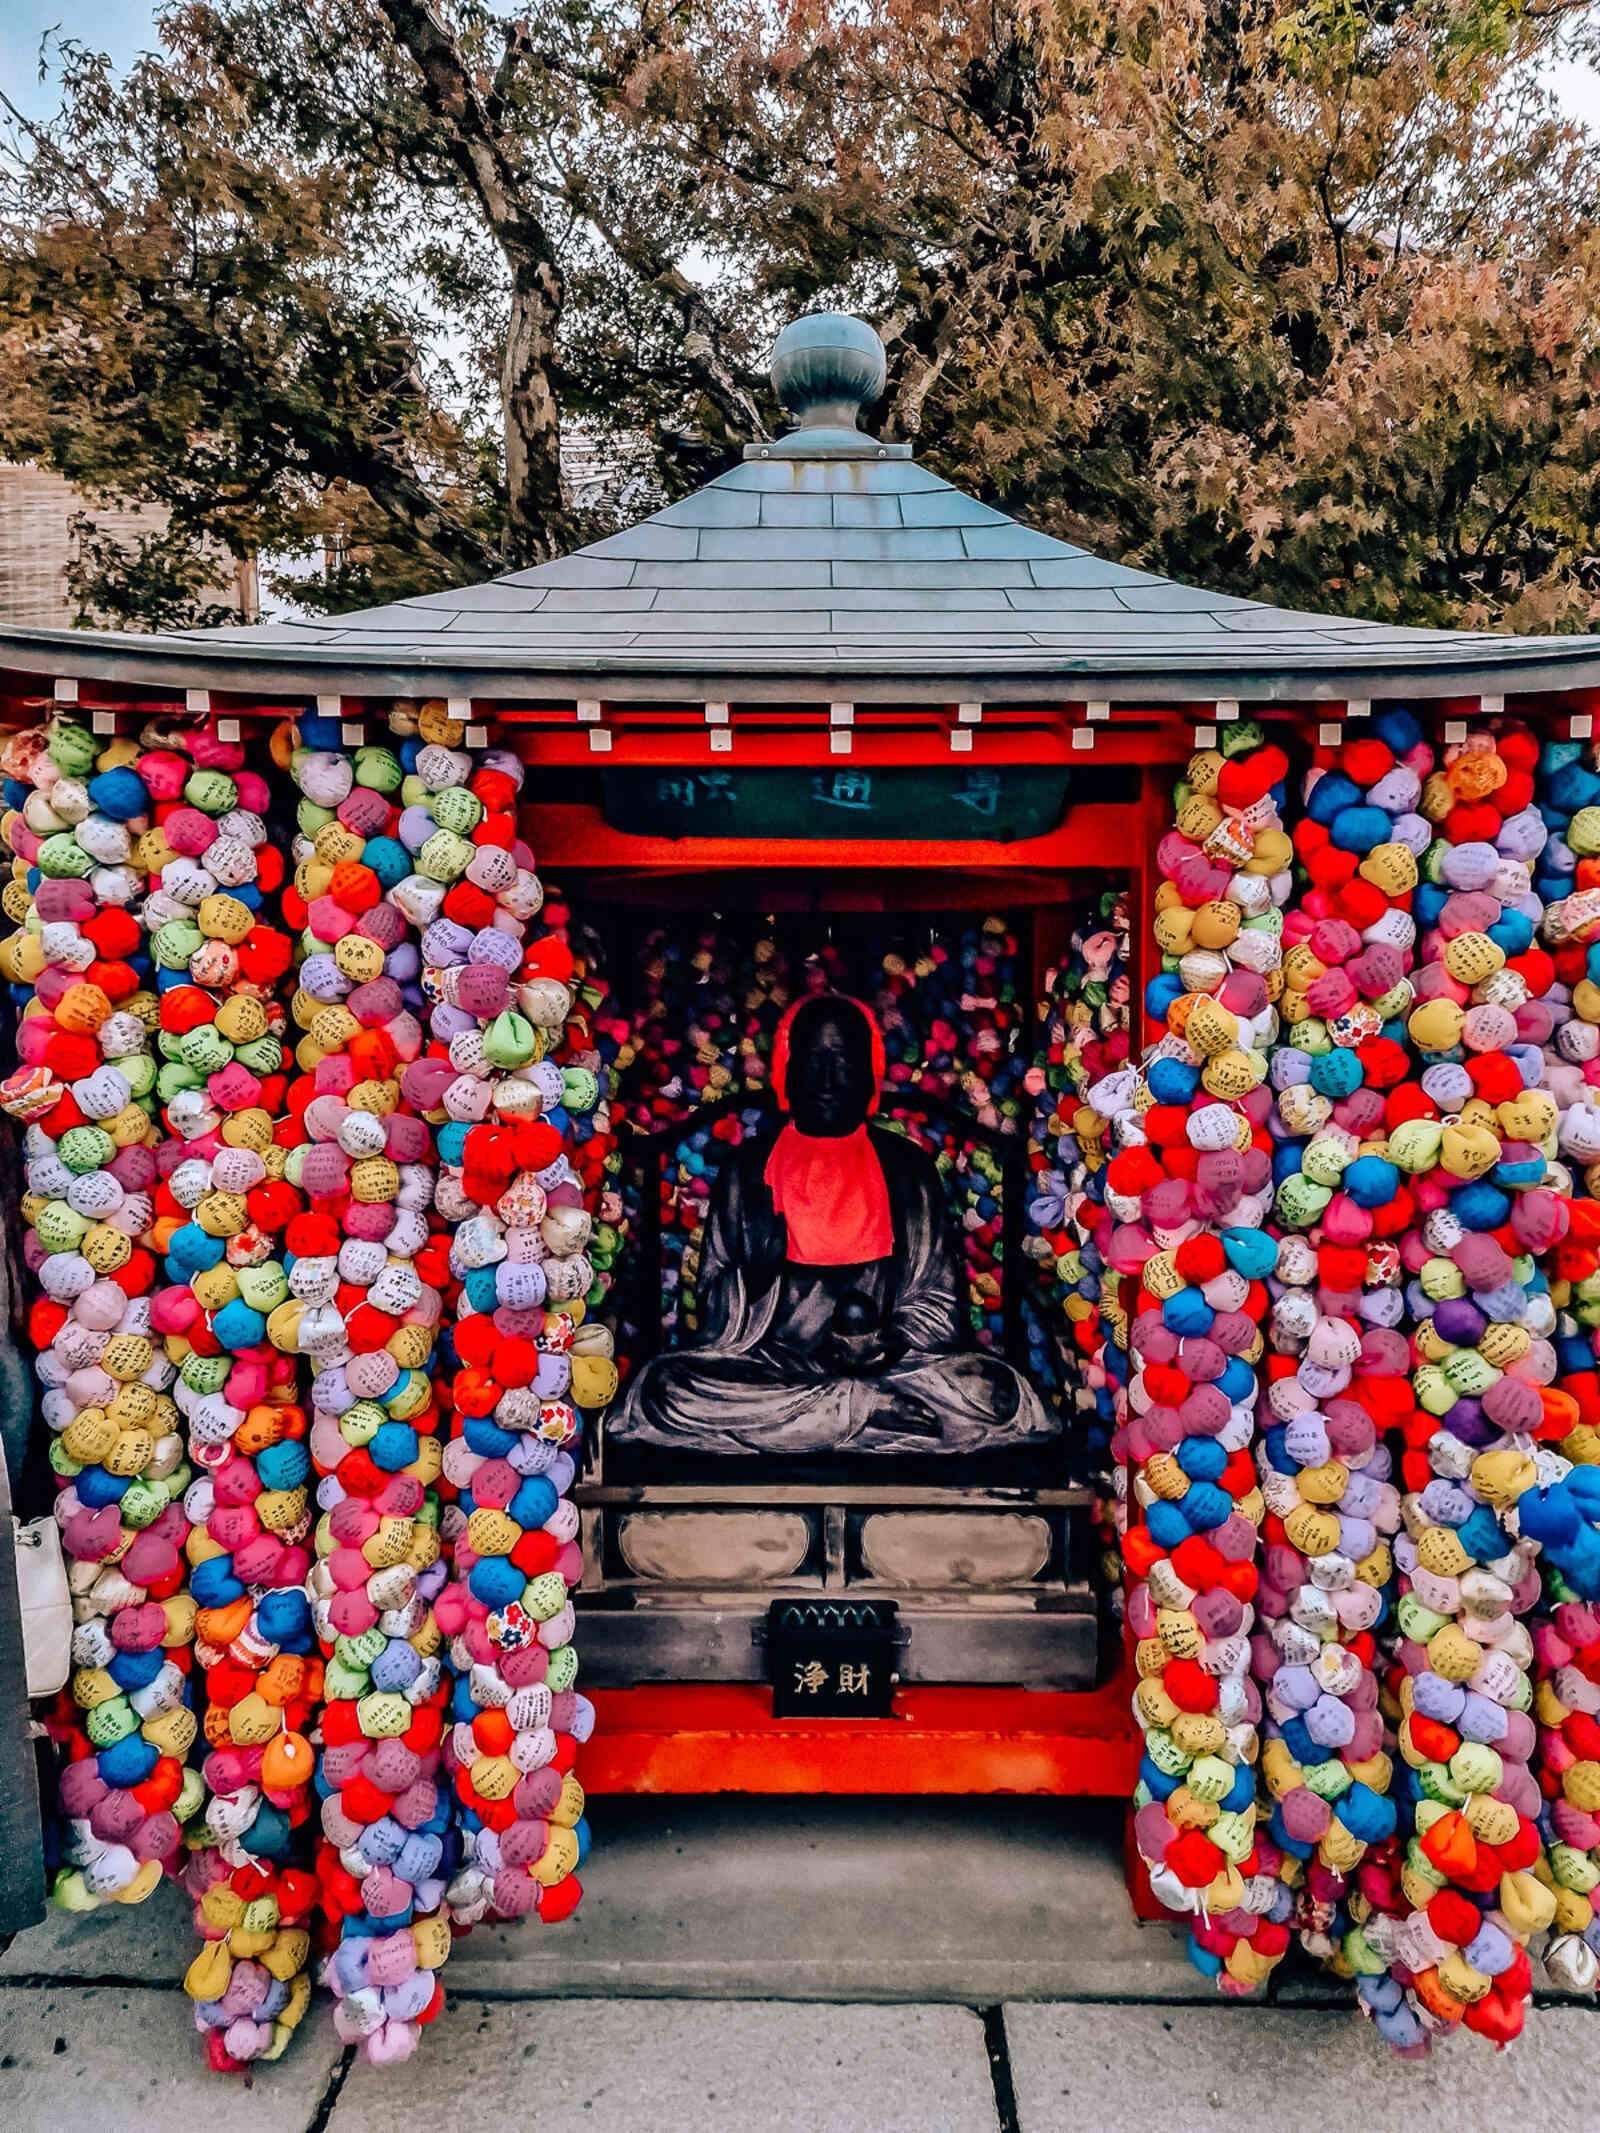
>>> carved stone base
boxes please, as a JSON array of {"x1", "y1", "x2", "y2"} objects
[
  {"x1": 859, "y1": 1511, "x2": 1051, "y2": 1589},
  {"x1": 618, "y1": 1511, "x2": 810, "y2": 1585},
  {"x1": 576, "y1": 1448, "x2": 1103, "y2": 1687}
]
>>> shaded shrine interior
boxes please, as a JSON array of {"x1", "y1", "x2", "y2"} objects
[{"x1": 554, "y1": 826, "x2": 1134, "y2": 1694}]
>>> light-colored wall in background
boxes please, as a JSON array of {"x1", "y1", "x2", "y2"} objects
[{"x1": 0, "y1": 462, "x2": 253, "y2": 628}]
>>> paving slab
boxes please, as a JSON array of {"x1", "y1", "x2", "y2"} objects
[
  {"x1": 3, "y1": 1798, "x2": 1203, "y2": 2003},
  {"x1": 334, "y1": 1997, "x2": 997, "y2": 2133},
  {"x1": 0, "y1": 1979, "x2": 345, "y2": 2132},
  {"x1": 443, "y1": 1796, "x2": 1203, "y2": 2002},
  {"x1": 0, "y1": 1880, "x2": 193, "y2": 1981},
  {"x1": 1003, "y1": 2003, "x2": 1600, "y2": 2133}
]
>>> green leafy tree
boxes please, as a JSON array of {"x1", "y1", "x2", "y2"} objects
[{"x1": 2, "y1": 0, "x2": 1599, "y2": 630}]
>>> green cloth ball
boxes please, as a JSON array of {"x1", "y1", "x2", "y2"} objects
[
  {"x1": 38, "y1": 831, "x2": 95, "y2": 879},
  {"x1": 417, "y1": 827, "x2": 472, "y2": 883},
  {"x1": 354, "y1": 745, "x2": 403, "y2": 795},
  {"x1": 177, "y1": 1025, "x2": 233, "y2": 1074},
  {"x1": 184, "y1": 768, "x2": 238, "y2": 815},
  {"x1": 237, "y1": 1263, "x2": 289, "y2": 1311},
  {"x1": 235, "y1": 1035, "x2": 283, "y2": 1074},
  {"x1": 431, "y1": 785, "x2": 482, "y2": 836},
  {"x1": 484, "y1": 1010, "x2": 537, "y2": 1069},
  {"x1": 58, "y1": 1125, "x2": 114, "y2": 1174},
  {"x1": 156, "y1": 1063, "x2": 202, "y2": 1102},
  {"x1": 35, "y1": 1202, "x2": 90, "y2": 1253},
  {"x1": 48, "y1": 724, "x2": 99, "y2": 777},
  {"x1": 180, "y1": 1353, "x2": 232, "y2": 1395},
  {"x1": 152, "y1": 918, "x2": 204, "y2": 971}
]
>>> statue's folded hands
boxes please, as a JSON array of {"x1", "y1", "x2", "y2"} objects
[
  {"x1": 827, "y1": 1328, "x2": 892, "y2": 1375},
  {"x1": 825, "y1": 1288, "x2": 893, "y2": 1375}
]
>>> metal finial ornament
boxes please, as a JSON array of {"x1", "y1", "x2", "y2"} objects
[
  {"x1": 752, "y1": 312, "x2": 908, "y2": 462},
  {"x1": 769, "y1": 312, "x2": 887, "y2": 431}
]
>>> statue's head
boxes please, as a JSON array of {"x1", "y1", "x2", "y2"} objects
[{"x1": 776, "y1": 993, "x2": 882, "y2": 1137}]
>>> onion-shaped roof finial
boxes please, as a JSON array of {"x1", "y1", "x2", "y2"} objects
[{"x1": 769, "y1": 312, "x2": 887, "y2": 436}]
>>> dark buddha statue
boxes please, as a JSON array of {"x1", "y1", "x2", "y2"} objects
[{"x1": 609, "y1": 992, "x2": 1056, "y2": 1456}]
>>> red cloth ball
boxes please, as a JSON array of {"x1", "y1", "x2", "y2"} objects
[
  {"x1": 1165, "y1": 1828, "x2": 1224, "y2": 1889},
  {"x1": 522, "y1": 936, "x2": 575, "y2": 985},
  {"x1": 1164, "y1": 1658, "x2": 1219, "y2": 1713},
  {"x1": 471, "y1": 769, "x2": 520, "y2": 811},
  {"x1": 1446, "y1": 801, "x2": 1502, "y2": 845},
  {"x1": 286, "y1": 1212, "x2": 341, "y2": 1258},
  {"x1": 1358, "y1": 1038, "x2": 1410, "y2": 1089},
  {"x1": 82, "y1": 910, "x2": 140, "y2": 959},
  {"x1": 344, "y1": 1301, "x2": 399, "y2": 1354},
  {"x1": 1341, "y1": 739, "x2": 1395, "y2": 786},
  {"x1": 1466, "y1": 1054, "x2": 1523, "y2": 1103},
  {"x1": 41, "y1": 1033, "x2": 100, "y2": 1081},
  {"x1": 159, "y1": 987, "x2": 217, "y2": 1035},
  {"x1": 238, "y1": 929, "x2": 293, "y2": 985},
  {"x1": 1216, "y1": 745, "x2": 1287, "y2": 810},
  {"x1": 493, "y1": 1339, "x2": 540, "y2": 1389},
  {"x1": 454, "y1": 1317, "x2": 500, "y2": 1370},
  {"x1": 248, "y1": 1181, "x2": 302, "y2": 1232},
  {"x1": 442, "y1": 884, "x2": 495, "y2": 929},
  {"x1": 1385, "y1": 1085, "x2": 1438, "y2": 1128},
  {"x1": 1174, "y1": 1235, "x2": 1227, "y2": 1284}
]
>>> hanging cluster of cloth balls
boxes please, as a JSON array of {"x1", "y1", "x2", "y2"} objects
[
  {"x1": 1023, "y1": 890, "x2": 1132, "y2": 1542},
  {"x1": 1092, "y1": 708, "x2": 1600, "y2": 2049},
  {"x1": 0, "y1": 706, "x2": 614, "y2": 2070}
]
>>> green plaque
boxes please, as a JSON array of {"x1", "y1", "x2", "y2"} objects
[{"x1": 602, "y1": 765, "x2": 1070, "y2": 841}]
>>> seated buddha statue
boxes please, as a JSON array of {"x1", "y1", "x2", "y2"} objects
[{"x1": 608, "y1": 992, "x2": 1056, "y2": 1456}]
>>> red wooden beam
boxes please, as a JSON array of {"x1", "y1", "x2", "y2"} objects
[{"x1": 583, "y1": 1677, "x2": 1141, "y2": 1797}]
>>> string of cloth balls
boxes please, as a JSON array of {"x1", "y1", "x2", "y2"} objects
[
  {"x1": 1093, "y1": 711, "x2": 1600, "y2": 2050},
  {"x1": 0, "y1": 705, "x2": 614, "y2": 2069}
]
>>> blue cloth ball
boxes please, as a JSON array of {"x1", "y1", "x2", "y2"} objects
[
  {"x1": 75, "y1": 1465, "x2": 130, "y2": 1508},
  {"x1": 1163, "y1": 1290, "x2": 1214, "y2": 1338},
  {"x1": 87, "y1": 766, "x2": 149, "y2": 822},
  {"x1": 168, "y1": 1223, "x2": 226, "y2": 1275},
  {"x1": 212, "y1": 1299, "x2": 266, "y2": 1350},
  {"x1": 190, "y1": 1555, "x2": 245, "y2": 1607},
  {"x1": 469, "y1": 1556, "x2": 527, "y2": 1608},
  {"x1": 509, "y1": 1476, "x2": 559, "y2": 1531},
  {"x1": 1309, "y1": 1048, "x2": 1364, "y2": 1100},
  {"x1": 1221, "y1": 1227, "x2": 1277, "y2": 1280},
  {"x1": 369, "y1": 1421, "x2": 421, "y2": 1473},
  {"x1": 1148, "y1": 1057, "x2": 1199, "y2": 1105},
  {"x1": 1343, "y1": 1155, "x2": 1398, "y2": 1209},
  {"x1": 1177, "y1": 1438, "x2": 1226, "y2": 1483},
  {"x1": 1305, "y1": 772, "x2": 1361, "y2": 825},
  {"x1": 98, "y1": 1733, "x2": 160, "y2": 1787},
  {"x1": 1330, "y1": 804, "x2": 1393, "y2": 853}
]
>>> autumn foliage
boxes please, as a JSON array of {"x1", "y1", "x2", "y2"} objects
[{"x1": 2, "y1": 0, "x2": 1599, "y2": 629}]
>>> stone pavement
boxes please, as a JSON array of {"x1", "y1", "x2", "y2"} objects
[{"x1": 2, "y1": 1800, "x2": 1597, "y2": 2130}]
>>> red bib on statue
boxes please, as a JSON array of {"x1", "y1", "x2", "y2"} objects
[{"x1": 764, "y1": 1124, "x2": 893, "y2": 1265}]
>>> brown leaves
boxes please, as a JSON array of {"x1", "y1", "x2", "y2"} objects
[{"x1": 4, "y1": 0, "x2": 1600, "y2": 631}]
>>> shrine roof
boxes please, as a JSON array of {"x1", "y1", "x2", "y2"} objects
[{"x1": 4, "y1": 312, "x2": 1600, "y2": 705}]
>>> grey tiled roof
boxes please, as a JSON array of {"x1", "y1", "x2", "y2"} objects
[{"x1": 4, "y1": 449, "x2": 1600, "y2": 701}]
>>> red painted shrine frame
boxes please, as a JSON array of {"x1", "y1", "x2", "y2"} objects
[{"x1": 6, "y1": 678, "x2": 1597, "y2": 1909}]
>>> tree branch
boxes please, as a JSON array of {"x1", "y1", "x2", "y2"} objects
[{"x1": 375, "y1": 0, "x2": 570, "y2": 562}]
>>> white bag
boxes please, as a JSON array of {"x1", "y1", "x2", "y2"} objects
[{"x1": 13, "y1": 1516, "x2": 71, "y2": 1697}]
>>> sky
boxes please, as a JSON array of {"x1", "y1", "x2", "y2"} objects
[{"x1": 0, "y1": 0, "x2": 153, "y2": 114}]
